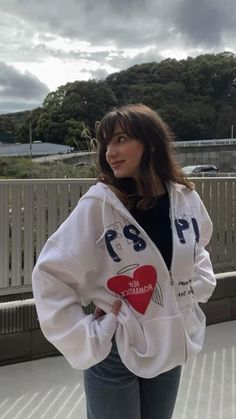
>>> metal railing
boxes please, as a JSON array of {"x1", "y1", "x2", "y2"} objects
[
  {"x1": 0, "y1": 177, "x2": 235, "y2": 296},
  {"x1": 174, "y1": 138, "x2": 236, "y2": 147}
]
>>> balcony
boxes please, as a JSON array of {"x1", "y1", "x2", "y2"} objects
[
  {"x1": 0, "y1": 177, "x2": 235, "y2": 418},
  {"x1": 0, "y1": 320, "x2": 235, "y2": 418}
]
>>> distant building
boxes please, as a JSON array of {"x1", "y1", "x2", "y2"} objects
[{"x1": 0, "y1": 142, "x2": 72, "y2": 157}]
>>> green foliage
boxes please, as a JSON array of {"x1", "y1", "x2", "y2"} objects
[
  {"x1": 1, "y1": 52, "x2": 236, "y2": 144},
  {"x1": 16, "y1": 107, "x2": 42, "y2": 143},
  {"x1": 0, "y1": 111, "x2": 30, "y2": 142},
  {"x1": 106, "y1": 52, "x2": 236, "y2": 139},
  {"x1": 0, "y1": 157, "x2": 98, "y2": 179},
  {"x1": 33, "y1": 80, "x2": 117, "y2": 146}
]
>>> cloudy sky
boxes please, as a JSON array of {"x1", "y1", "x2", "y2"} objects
[{"x1": 0, "y1": 0, "x2": 236, "y2": 114}]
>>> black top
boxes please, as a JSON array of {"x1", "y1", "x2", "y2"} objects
[{"x1": 130, "y1": 193, "x2": 172, "y2": 270}]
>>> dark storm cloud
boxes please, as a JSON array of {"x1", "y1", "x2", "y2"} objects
[
  {"x1": 0, "y1": 0, "x2": 236, "y2": 114},
  {"x1": 0, "y1": 0, "x2": 235, "y2": 48},
  {"x1": 1, "y1": 0, "x2": 235, "y2": 55},
  {"x1": 0, "y1": 101, "x2": 42, "y2": 114},
  {"x1": 0, "y1": 62, "x2": 49, "y2": 99},
  {"x1": 0, "y1": 61, "x2": 49, "y2": 113},
  {"x1": 175, "y1": 0, "x2": 236, "y2": 47},
  {"x1": 0, "y1": 0, "x2": 175, "y2": 49}
]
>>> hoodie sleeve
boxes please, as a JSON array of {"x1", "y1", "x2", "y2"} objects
[
  {"x1": 191, "y1": 192, "x2": 216, "y2": 303},
  {"x1": 32, "y1": 199, "x2": 118, "y2": 370}
]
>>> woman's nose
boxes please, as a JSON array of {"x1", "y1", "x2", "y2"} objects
[{"x1": 106, "y1": 144, "x2": 117, "y2": 158}]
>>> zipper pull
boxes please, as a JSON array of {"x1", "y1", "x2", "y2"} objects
[
  {"x1": 169, "y1": 271, "x2": 174, "y2": 286},
  {"x1": 193, "y1": 239, "x2": 197, "y2": 263}
]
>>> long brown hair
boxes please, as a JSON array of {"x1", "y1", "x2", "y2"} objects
[{"x1": 96, "y1": 103, "x2": 194, "y2": 208}]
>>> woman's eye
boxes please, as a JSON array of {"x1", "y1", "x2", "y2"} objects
[{"x1": 118, "y1": 136, "x2": 126, "y2": 143}]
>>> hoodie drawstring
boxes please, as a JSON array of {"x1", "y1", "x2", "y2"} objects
[{"x1": 95, "y1": 195, "x2": 107, "y2": 244}]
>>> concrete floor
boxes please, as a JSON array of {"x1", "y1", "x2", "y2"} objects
[{"x1": 0, "y1": 321, "x2": 235, "y2": 419}]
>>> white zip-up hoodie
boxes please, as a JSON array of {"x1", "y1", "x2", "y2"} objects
[{"x1": 32, "y1": 182, "x2": 216, "y2": 378}]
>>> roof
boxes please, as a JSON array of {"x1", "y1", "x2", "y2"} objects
[{"x1": 0, "y1": 142, "x2": 72, "y2": 157}]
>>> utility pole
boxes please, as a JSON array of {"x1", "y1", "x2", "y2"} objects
[
  {"x1": 29, "y1": 116, "x2": 32, "y2": 158},
  {"x1": 231, "y1": 124, "x2": 234, "y2": 139}
]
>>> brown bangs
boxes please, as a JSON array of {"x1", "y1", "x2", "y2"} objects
[
  {"x1": 97, "y1": 110, "x2": 134, "y2": 146},
  {"x1": 96, "y1": 104, "x2": 194, "y2": 210}
]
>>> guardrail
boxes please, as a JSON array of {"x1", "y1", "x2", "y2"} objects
[
  {"x1": 0, "y1": 177, "x2": 235, "y2": 296},
  {"x1": 174, "y1": 138, "x2": 236, "y2": 147}
]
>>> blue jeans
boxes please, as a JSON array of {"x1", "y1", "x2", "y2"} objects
[{"x1": 83, "y1": 339, "x2": 181, "y2": 419}]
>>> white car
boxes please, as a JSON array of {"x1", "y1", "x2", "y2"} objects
[{"x1": 182, "y1": 165, "x2": 219, "y2": 176}]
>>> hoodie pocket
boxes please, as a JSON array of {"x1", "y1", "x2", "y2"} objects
[
  {"x1": 181, "y1": 300, "x2": 206, "y2": 359},
  {"x1": 134, "y1": 315, "x2": 186, "y2": 367},
  {"x1": 116, "y1": 313, "x2": 187, "y2": 377}
]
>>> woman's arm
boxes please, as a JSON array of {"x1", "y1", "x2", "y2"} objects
[
  {"x1": 191, "y1": 194, "x2": 216, "y2": 303},
  {"x1": 32, "y1": 199, "x2": 121, "y2": 370}
]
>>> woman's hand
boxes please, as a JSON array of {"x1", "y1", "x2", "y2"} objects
[{"x1": 95, "y1": 300, "x2": 122, "y2": 320}]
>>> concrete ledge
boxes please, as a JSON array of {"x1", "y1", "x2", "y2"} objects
[
  {"x1": 201, "y1": 298, "x2": 235, "y2": 325},
  {"x1": 0, "y1": 332, "x2": 31, "y2": 364},
  {"x1": 0, "y1": 329, "x2": 59, "y2": 367},
  {"x1": 31, "y1": 329, "x2": 59, "y2": 358},
  {"x1": 200, "y1": 271, "x2": 236, "y2": 325}
]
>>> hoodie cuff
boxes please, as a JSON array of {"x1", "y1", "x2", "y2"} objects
[
  {"x1": 191, "y1": 279, "x2": 215, "y2": 303},
  {"x1": 97, "y1": 312, "x2": 118, "y2": 338}
]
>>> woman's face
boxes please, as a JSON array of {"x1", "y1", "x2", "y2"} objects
[{"x1": 105, "y1": 123, "x2": 144, "y2": 181}]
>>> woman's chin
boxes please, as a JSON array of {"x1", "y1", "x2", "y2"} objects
[{"x1": 113, "y1": 171, "x2": 125, "y2": 178}]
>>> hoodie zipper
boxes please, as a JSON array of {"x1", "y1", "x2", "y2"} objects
[
  {"x1": 168, "y1": 185, "x2": 176, "y2": 287},
  {"x1": 169, "y1": 271, "x2": 174, "y2": 286},
  {"x1": 112, "y1": 197, "x2": 175, "y2": 288},
  {"x1": 193, "y1": 239, "x2": 197, "y2": 263},
  {"x1": 117, "y1": 201, "x2": 188, "y2": 363},
  {"x1": 168, "y1": 185, "x2": 188, "y2": 363},
  {"x1": 102, "y1": 185, "x2": 188, "y2": 363}
]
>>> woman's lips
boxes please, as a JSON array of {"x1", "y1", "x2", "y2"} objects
[{"x1": 111, "y1": 161, "x2": 125, "y2": 169}]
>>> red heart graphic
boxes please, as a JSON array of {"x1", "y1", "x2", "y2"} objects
[{"x1": 107, "y1": 265, "x2": 157, "y2": 314}]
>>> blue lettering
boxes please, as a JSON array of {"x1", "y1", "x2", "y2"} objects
[
  {"x1": 191, "y1": 218, "x2": 200, "y2": 243},
  {"x1": 105, "y1": 230, "x2": 121, "y2": 262},
  {"x1": 123, "y1": 224, "x2": 146, "y2": 252},
  {"x1": 175, "y1": 219, "x2": 189, "y2": 243}
]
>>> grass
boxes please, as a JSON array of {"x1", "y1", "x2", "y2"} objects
[{"x1": 0, "y1": 156, "x2": 98, "y2": 179}]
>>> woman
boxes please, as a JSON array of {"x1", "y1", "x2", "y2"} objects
[{"x1": 32, "y1": 104, "x2": 216, "y2": 419}]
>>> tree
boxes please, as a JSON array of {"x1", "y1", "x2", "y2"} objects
[
  {"x1": 2, "y1": 52, "x2": 236, "y2": 143},
  {"x1": 16, "y1": 107, "x2": 42, "y2": 143},
  {"x1": 35, "y1": 84, "x2": 71, "y2": 143},
  {"x1": 61, "y1": 80, "x2": 118, "y2": 129},
  {"x1": 64, "y1": 120, "x2": 93, "y2": 150}
]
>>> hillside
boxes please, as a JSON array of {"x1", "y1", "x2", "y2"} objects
[
  {"x1": 1, "y1": 52, "x2": 236, "y2": 145},
  {"x1": 0, "y1": 110, "x2": 31, "y2": 143}
]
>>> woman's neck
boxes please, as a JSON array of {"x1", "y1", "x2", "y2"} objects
[{"x1": 136, "y1": 178, "x2": 166, "y2": 196}]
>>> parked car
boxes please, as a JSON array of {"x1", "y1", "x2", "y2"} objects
[{"x1": 182, "y1": 165, "x2": 219, "y2": 176}]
